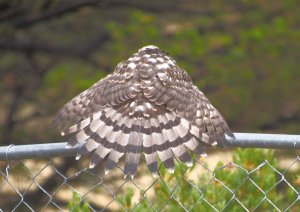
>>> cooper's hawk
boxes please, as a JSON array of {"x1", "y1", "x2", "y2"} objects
[{"x1": 53, "y1": 45, "x2": 234, "y2": 178}]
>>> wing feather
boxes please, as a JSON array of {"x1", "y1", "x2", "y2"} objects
[
  {"x1": 52, "y1": 71, "x2": 135, "y2": 132},
  {"x1": 154, "y1": 67, "x2": 234, "y2": 147},
  {"x1": 53, "y1": 45, "x2": 234, "y2": 178}
]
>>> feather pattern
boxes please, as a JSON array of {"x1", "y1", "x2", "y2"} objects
[{"x1": 53, "y1": 45, "x2": 234, "y2": 178}]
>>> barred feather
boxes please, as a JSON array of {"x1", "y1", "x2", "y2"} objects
[{"x1": 53, "y1": 45, "x2": 234, "y2": 178}]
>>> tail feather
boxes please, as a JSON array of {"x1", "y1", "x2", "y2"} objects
[
  {"x1": 66, "y1": 108, "x2": 112, "y2": 148},
  {"x1": 156, "y1": 115, "x2": 175, "y2": 171},
  {"x1": 63, "y1": 104, "x2": 225, "y2": 177},
  {"x1": 143, "y1": 118, "x2": 158, "y2": 174},
  {"x1": 150, "y1": 118, "x2": 174, "y2": 169},
  {"x1": 124, "y1": 119, "x2": 144, "y2": 178},
  {"x1": 178, "y1": 117, "x2": 207, "y2": 157},
  {"x1": 105, "y1": 116, "x2": 132, "y2": 172},
  {"x1": 162, "y1": 113, "x2": 191, "y2": 165},
  {"x1": 90, "y1": 108, "x2": 126, "y2": 168},
  {"x1": 61, "y1": 111, "x2": 102, "y2": 136}
]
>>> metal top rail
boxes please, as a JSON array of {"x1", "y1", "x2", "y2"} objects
[{"x1": 0, "y1": 133, "x2": 299, "y2": 161}]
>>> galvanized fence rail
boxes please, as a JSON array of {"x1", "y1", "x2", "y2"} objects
[{"x1": 0, "y1": 133, "x2": 299, "y2": 211}]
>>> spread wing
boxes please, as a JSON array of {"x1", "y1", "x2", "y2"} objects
[
  {"x1": 144, "y1": 65, "x2": 234, "y2": 147},
  {"x1": 52, "y1": 45, "x2": 234, "y2": 178},
  {"x1": 52, "y1": 62, "x2": 136, "y2": 132}
]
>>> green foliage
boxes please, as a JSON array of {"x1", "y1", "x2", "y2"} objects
[
  {"x1": 100, "y1": 3, "x2": 300, "y2": 132},
  {"x1": 68, "y1": 192, "x2": 90, "y2": 212},
  {"x1": 120, "y1": 149, "x2": 299, "y2": 211},
  {"x1": 116, "y1": 187, "x2": 135, "y2": 210},
  {"x1": 2, "y1": 1, "x2": 300, "y2": 145}
]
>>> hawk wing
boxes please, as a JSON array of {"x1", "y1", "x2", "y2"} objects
[
  {"x1": 146, "y1": 65, "x2": 234, "y2": 146},
  {"x1": 52, "y1": 62, "x2": 136, "y2": 132},
  {"x1": 53, "y1": 45, "x2": 234, "y2": 178}
]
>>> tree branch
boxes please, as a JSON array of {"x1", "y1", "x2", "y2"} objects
[
  {"x1": 0, "y1": 31, "x2": 110, "y2": 58},
  {"x1": 13, "y1": 0, "x2": 100, "y2": 28}
]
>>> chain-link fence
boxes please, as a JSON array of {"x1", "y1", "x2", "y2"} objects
[{"x1": 0, "y1": 133, "x2": 300, "y2": 211}]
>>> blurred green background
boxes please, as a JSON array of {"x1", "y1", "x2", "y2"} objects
[
  {"x1": 1, "y1": 1, "x2": 300, "y2": 211},
  {"x1": 0, "y1": 0, "x2": 299, "y2": 145}
]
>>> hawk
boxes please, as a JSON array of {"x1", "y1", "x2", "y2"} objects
[{"x1": 53, "y1": 45, "x2": 234, "y2": 178}]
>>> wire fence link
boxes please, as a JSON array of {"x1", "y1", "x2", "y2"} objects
[{"x1": 0, "y1": 133, "x2": 300, "y2": 211}]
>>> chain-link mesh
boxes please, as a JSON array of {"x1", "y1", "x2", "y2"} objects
[{"x1": 1, "y1": 151, "x2": 299, "y2": 211}]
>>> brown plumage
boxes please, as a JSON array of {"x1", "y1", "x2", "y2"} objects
[{"x1": 53, "y1": 45, "x2": 234, "y2": 178}]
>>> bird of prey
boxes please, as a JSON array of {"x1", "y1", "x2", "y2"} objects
[{"x1": 53, "y1": 45, "x2": 234, "y2": 178}]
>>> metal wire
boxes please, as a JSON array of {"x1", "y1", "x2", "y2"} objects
[
  {"x1": 0, "y1": 133, "x2": 299, "y2": 211},
  {"x1": 1, "y1": 133, "x2": 300, "y2": 160}
]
